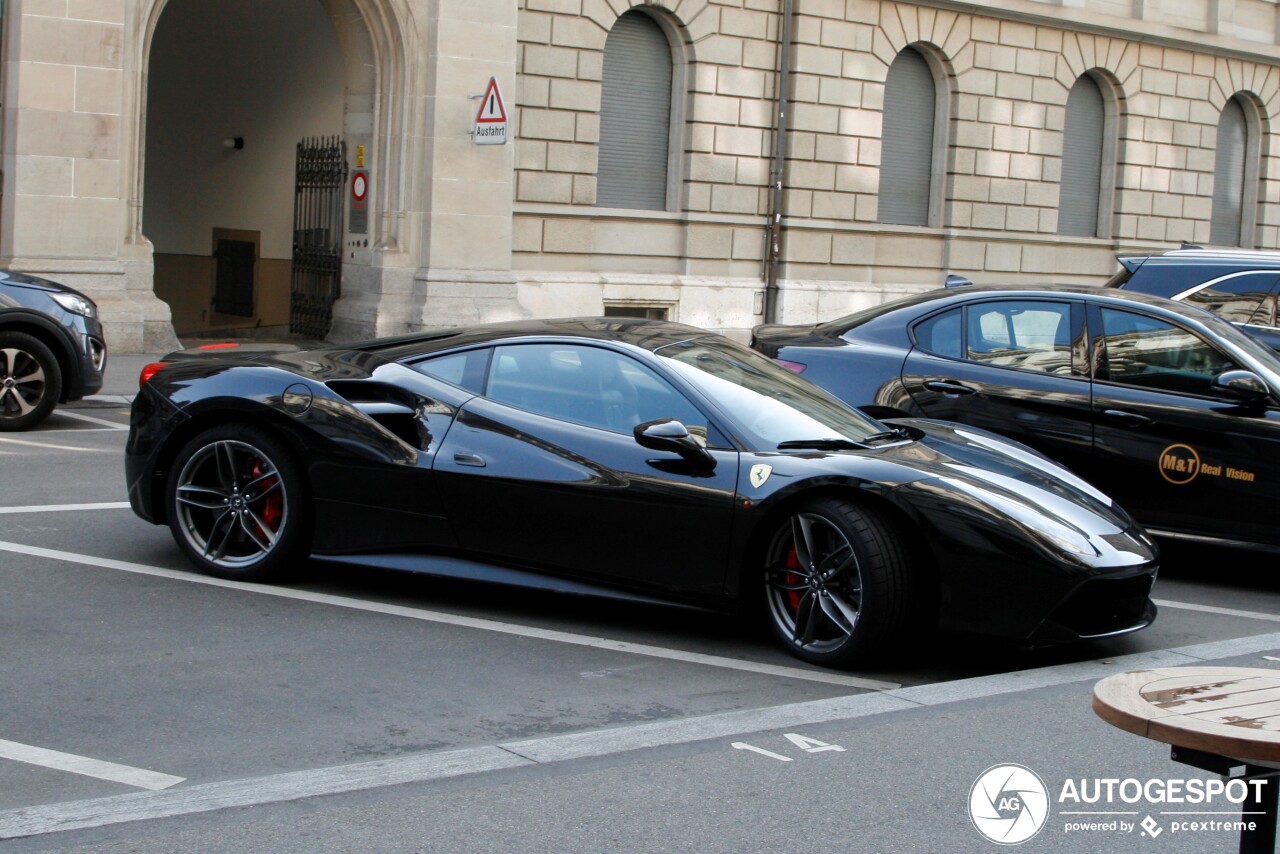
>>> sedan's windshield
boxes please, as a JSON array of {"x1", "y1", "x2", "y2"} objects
[{"x1": 656, "y1": 337, "x2": 891, "y2": 449}]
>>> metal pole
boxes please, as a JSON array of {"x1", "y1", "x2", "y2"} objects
[{"x1": 762, "y1": 0, "x2": 794, "y2": 325}]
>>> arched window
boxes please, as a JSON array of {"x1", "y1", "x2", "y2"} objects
[
  {"x1": 879, "y1": 47, "x2": 939, "y2": 227},
  {"x1": 598, "y1": 12, "x2": 673, "y2": 210},
  {"x1": 1059, "y1": 75, "x2": 1106, "y2": 237},
  {"x1": 1211, "y1": 97, "x2": 1250, "y2": 246}
]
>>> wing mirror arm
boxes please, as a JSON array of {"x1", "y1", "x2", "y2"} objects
[{"x1": 634, "y1": 419, "x2": 716, "y2": 472}]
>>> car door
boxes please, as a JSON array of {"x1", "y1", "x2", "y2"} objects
[
  {"x1": 899, "y1": 297, "x2": 1097, "y2": 474},
  {"x1": 1087, "y1": 303, "x2": 1280, "y2": 546},
  {"x1": 433, "y1": 342, "x2": 741, "y2": 597}
]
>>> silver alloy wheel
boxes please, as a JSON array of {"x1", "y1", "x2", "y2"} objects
[
  {"x1": 0, "y1": 346, "x2": 49, "y2": 420},
  {"x1": 764, "y1": 511, "x2": 864, "y2": 654},
  {"x1": 173, "y1": 439, "x2": 288, "y2": 569}
]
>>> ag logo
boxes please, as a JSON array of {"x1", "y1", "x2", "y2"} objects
[
  {"x1": 749, "y1": 464, "x2": 772, "y2": 489},
  {"x1": 969, "y1": 764, "x2": 1050, "y2": 845},
  {"x1": 1158, "y1": 444, "x2": 1200, "y2": 485}
]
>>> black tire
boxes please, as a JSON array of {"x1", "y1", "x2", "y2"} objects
[
  {"x1": 0, "y1": 331, "x2": 62, "y2": 431},
  {"x1": 762, "y1": 498, "x2": 912, "y2": 666},
  {"x1": 165, "y1": 424, "x2": 309, "y2": 581}
]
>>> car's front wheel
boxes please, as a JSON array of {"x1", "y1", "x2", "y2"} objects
[
  {"x1": 166, "y1": 425, "x2": 308, "y2": 581},
  {"x1": 763, "y1": 498, "x2": 912, "y2": 666},
  {"x1": 0, "y1": 331, "x2": 62, "y2": 431}
]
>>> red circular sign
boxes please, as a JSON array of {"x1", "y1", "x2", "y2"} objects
[{"x1": 352, "y1": 173, "x2": 367, "y2": 202}]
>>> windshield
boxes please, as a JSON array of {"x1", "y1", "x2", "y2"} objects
[{"x1": 656, "y1": 337, "x2": 890, "y2": 449}]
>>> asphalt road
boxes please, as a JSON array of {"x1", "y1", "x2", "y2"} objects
[{"x1": 3, "y1": 366, "x2": 1280, "y2": 852}]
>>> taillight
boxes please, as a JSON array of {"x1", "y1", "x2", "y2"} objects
[
  {"x1": 774, "y1": 358, "x2": 807, "y2": 374},
  {"x1": 139, "y1": 362, "x2": 172, "y2": 388},
  {"x1": 197, "y1": 342, "x2": 241, "y2": 350}
]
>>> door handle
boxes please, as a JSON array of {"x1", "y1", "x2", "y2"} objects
[
  {"x1": 453, "y1": 452, "x2": 486, "y2": 468},
  {"x1": 923, "y1": 380, "x2": 976, "y2": 395},
  {"x1": 1101, "y1": 409, "x2": 1153, "y2": 427}
]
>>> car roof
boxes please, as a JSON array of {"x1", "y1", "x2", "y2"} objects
[
  {"x1": 826, "y1": 282, "x2": 1219, "y2": 333},
  {"x1": 353, "y1": 316, "x2": 715, "y2": 361},
  {"x1": 1118, "y1": 248, "x2": 1280, "y2": 273}
]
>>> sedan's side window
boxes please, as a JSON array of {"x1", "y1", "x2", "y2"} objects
[
  {"x1": 1181, "y1": 273, "x2": 1280, "y2": 325},
  {"x1": 487, "y1": 344, "x2": 717, "y2": 439},
  {"x1": 914, "y1": 309, "x2": 963, "y2": 358},
  {"x1": 964, "y1": 301, "x2": 1074, "y2": 374},
  {"x1": 1100, "y1": 309, "x2": 1240, "y2": 396}
]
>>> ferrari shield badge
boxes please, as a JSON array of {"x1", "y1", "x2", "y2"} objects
[{"x1": 749, "y1": 464, "x2": 773, "y2": 489}]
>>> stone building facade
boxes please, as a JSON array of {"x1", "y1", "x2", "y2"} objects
[{"x1": 1, "y1": 0, "x2": 1277, "y2": 352}]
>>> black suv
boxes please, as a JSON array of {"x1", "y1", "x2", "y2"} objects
[
  {"x1": 0, "y1": 270, "x2": 107, "y2": 430},
  {"x1": 1107, "y1": 248, "x2": 1280, "y2": 351}
]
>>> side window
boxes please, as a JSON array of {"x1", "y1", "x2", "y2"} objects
[
  {"x1": 965, "y1": 301, "x2": 1074, "y2": 374},
  {"x1": 486, "y1": 344, "x2": 717, "y2": 439},
  {"x1": 914, "y1": 309, "x2": 962, "y2": 358},
  {"x1": 411, "y1": 349, "x2": 489, "y2": 393},
  {"x1": 1182, "y1": 273, "x2": 1280, "y2": 325},
  {"x1": 1100, "y1": 309, "x2": 1240, "y2": 396}
]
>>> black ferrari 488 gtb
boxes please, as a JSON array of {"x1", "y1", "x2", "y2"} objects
[{"x1": 126, "y1": 318, "x2": 1157, "y2": 667}]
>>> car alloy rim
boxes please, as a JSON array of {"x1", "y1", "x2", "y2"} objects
[
  {"x1": 174, "y1": 440, "x2": 287, "y2": 568},
  {"x1": 0, "y1": 347, "x2": 47, "y2": 419},
  {"x1": 765, "y1": 512, "x2": 863, "y2": 653}
]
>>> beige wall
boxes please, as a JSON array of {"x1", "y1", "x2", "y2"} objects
[{"x1": 3, "y1": 0, "x2": 1280, "y2": 349}]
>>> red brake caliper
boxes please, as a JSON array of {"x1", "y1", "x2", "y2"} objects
[
  {"x1": 251, "y1": 461, "x2": 282, "y2": 534},
  {"x1": 784, "y1": 544, "x2": 802, "y2": 613}
]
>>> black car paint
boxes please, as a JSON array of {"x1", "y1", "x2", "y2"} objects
[
  {"x1": 127, "y1": 318, "x2": 1157, "y2": 645},
  {"x1": 0, "y1": 270, "x2": 106, "y2": 401},
  {"x1": 754, "y1": 284, "x2": 1280, "y2": 552}
]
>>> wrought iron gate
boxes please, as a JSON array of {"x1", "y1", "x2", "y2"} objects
[{"x1": 290, "y1": 137, "x2": 347, "y2": 338}]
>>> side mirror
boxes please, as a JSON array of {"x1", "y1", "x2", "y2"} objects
[
  {"x1": 1213, "y1": 370, "x2": 1271, "y2": 405},
  {"x1": 634, "y1": 419, "x2": 716, "y2": 471}
]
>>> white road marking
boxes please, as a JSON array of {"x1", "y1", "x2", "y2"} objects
[
  {"x1": 0, "y1": 436, "x2": 112, "y2": 453},
  {"x1": 0, "y1": 541, "x2": 897, "y2": 691},
  {"x1": 1155, "y1": 598, "x2": 1280, "y2": 623},
  {"x1": 52, "y1": 411, "x2": 129, "y2": 429},
  {"x1": 0, "y1": 740, "x2": 183, "y2": 792},
  {"x1": 4, "y1": 631, "x2": 1280, "y2": 840},
  {"x1": 0, "y1": 502, "x2": 131, "y2": 515}
]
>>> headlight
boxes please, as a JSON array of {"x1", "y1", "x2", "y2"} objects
[{"x1": 51, "y1": 292, "x2": 96, "y2": 318}]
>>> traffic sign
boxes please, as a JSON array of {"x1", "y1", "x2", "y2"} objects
[{"x1": 472, "y1": 77, "x2": 507, "y2": 145}]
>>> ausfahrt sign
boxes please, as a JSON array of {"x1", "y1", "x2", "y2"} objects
[{"x1": 472, "y1": 77, "x2": 507, "y2": 145}]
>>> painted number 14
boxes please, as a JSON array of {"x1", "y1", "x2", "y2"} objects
[{"x1": 732, "y1": 733, "x2": 846, "y2": 762}]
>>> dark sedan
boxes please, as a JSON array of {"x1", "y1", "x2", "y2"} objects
[
  {"x1": 127, "y1": 318, "x2": 1156, "y2": 667},
  {"x1": 753, "y1": 284, "x2": 1280, "y2": 552}
]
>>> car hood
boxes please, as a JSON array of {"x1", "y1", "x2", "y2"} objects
[
  {"x1": 762, "y1": 417, "x2": 1145, "y2": 562},
  {"x1": 0, "y1": 270, "x2": 93, "y2": 299}
]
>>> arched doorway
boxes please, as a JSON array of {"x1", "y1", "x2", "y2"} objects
[{"x1": 142, "y1": 0, "x2": 349, "y2": 337}]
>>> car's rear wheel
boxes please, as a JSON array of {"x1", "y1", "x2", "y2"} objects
[
  {"x1": 0, "y1": 331, "x2": 61, "y2": 431},
  {"x1": 763, "y1": 498, "x2": 911, "y2": 666},
  {"x1": 166, "y1": 425, "x2": 308, "y2": 581}
]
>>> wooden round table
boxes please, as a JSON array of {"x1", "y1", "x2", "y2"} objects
[{"x1": 1094, "y1": 667, "x2": 1280, "y2": 854}]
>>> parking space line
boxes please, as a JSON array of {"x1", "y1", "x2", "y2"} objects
[
  {"x1": 0, "y1": 739, "x2": 184, "y2": 791},
  {"x1": 0, "y1": 502, "x2": 131, "y2": 515},
  {"x1": 0, "y1": 540, "x2": 898, "y2": 691},
  {"x1": 0, "y1": 436, "x2": 113, "y2": 453},
  {"x1": 52, "y1": 411, "x2": 129, "y2": 430},
  {"x1": 4, "y1": 631, "x2": 1280, "y2": 841},
  {"x1": 1155, "y1": 598, "x2": 1280, "y2": 623}
]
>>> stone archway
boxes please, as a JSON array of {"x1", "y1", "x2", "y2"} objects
[{"x1": 133, "y1": 0, "x2": 414, "y2": 340}]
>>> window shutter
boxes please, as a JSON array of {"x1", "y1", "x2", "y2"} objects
[
  {"x1": 598, "y1": 13, "x2": 672, "y2": 210},
  {"x1": 1059, "y1": 76, "x2": 1104, "y2": 237},
  {"x1": 1211, "y1": 99, "x2": 1247, "y2": 247},
  {"x1": 879, "y1": 49, "x2": 935, "y2": 226}
]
